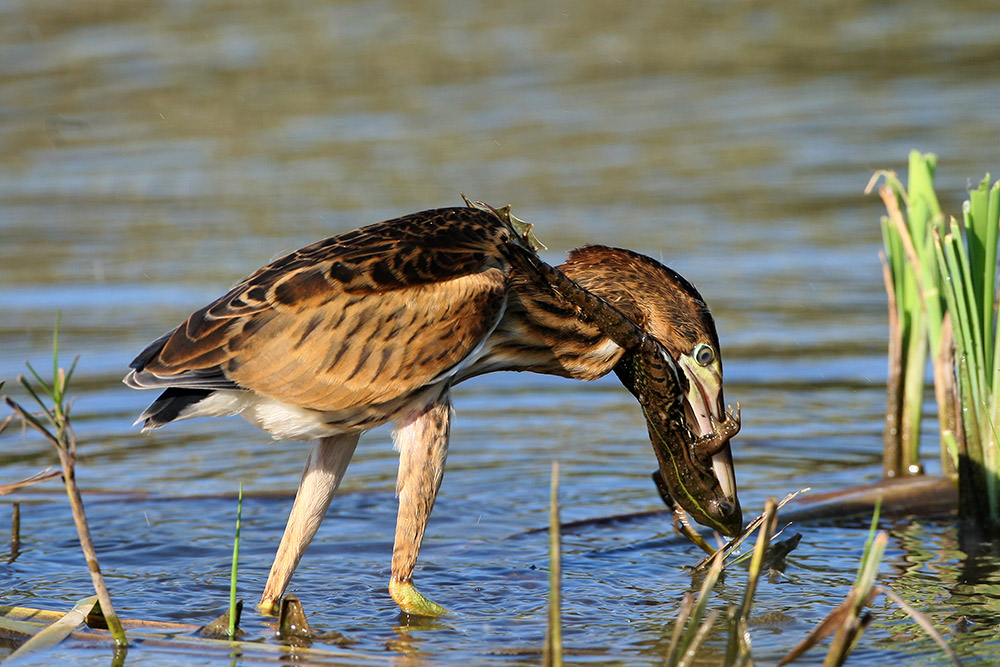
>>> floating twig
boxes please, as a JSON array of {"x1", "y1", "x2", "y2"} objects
[{"x1": 6, "y1": 595, "x2": 97, "y2": 661}]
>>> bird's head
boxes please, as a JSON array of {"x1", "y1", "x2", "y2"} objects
[{"x1": 560, "y1": 246, "x2": 742, "y2": 537}]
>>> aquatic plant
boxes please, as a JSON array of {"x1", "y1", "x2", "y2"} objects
[
  {"x1": 544, "y1": 461, "x2": 563, "y2": 667},
  {"x1": 230, "y1": 483, "x2": 244, "y2": 639},
  {"x1": 873, "y1": 151, "x2": 947, "y2": 478},
  {"x1": 664, "y1": 500, "x2": 778, "y2": 666},
  {"x1": 3, "y1": 595, "x2": 100, "y2": 661},
  {"x1": 668, "y1": 499, "x2": 957, "y2": 666},
  {"x1": 194, "y1": 486, "x2": 247, "y2": 641},
  {"x1": 664, "y1": 500, "x2": 779, "y2": 666},
  {"x1": 0, "y1": 320, "x2": 128, "y2": 648},
  {"x1": 873, "y1": 152, "x2": 1000, "y2": 526},
  {"x1": 934, "y1": 175, "x2": 1000, "y2": 525},
  {"x1": 665, "y1": 548, "x2": 725, "y2": 666},
  {"x1": 781, "y1": 504, "x2": 958, "y2": 666}
]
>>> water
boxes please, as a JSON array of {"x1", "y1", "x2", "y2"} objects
[{"x1": 2, "y1": 0, "x2": 1000, "y2": 663}]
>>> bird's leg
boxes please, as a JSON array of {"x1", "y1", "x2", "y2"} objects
[
  {"x1": 259, "y1": 432, "x2": 360, "y2": 615},
  {"x1": 389, "y1": 394, "x2": 452, "y2": 616}
]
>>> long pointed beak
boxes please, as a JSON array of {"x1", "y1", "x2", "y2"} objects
[
  {"x1": 614, "y1": 345, "x2": 743, "y2": 537},
  {"x1": 678, "y1": 357, "x2": 739, "y2": 503}
]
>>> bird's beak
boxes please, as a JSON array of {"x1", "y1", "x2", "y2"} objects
[
  {"x1": 677, "y1": 356, "x2": 741, "y2": 517},
  {"x1": 615, "y1": 346, "x2": 744, "y2": 538}
]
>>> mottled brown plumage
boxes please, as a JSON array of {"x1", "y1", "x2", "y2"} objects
[
  {"x1": 502, "y1": 241, "x2": 742, "y2": 535},
  {"x1": 128, "y1": 209, "x2": 519, "y2": 437},
  {"x1": 125, "y1": 203, "x2": 741, "y2": 615}
]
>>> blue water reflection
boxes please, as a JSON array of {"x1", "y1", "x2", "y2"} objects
[{"x1": 2, "y1": 0, "x2": 999, "y2": 663}]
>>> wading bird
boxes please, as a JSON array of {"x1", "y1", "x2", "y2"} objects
[{"x1": 125, "y1": 202, "x2": 741, "y2": 615}]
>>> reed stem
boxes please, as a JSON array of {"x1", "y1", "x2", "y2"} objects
[
  {"x1": 874, "y1": 152, "x2": 1000, "y2": 526},
  {"x1": 3, "y1": 319, "x2": 128, "y2": 647},
  {"x1": 544, "y1": 461, "x2": 563, "y2": 667}
]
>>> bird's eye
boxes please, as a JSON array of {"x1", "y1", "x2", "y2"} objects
[{"x1": 694, "y1": 344, "x2": 715, "y2": 366}]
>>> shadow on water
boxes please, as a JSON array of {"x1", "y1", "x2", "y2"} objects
[{"x1": 2, "y1": 0, "x2": 1000, "y2": 664}]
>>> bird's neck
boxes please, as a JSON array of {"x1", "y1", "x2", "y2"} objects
[{"x1": 459, "y1": 285, "x2": 626, "y2": 382}]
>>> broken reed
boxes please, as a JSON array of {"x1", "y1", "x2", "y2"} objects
[{"x1": 875, "y1": 151, "x2": 1000, "y2": 526}]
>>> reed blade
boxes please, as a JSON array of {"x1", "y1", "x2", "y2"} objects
[{"x1": 229, "y1": 482, "x2": 243, "y2": 639}]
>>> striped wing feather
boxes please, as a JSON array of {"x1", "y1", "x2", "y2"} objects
[{"x1": 129, "y1": 208, "x2": 512, "y2": 412}]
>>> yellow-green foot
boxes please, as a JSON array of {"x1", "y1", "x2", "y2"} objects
[
  {"x1": 389, "y1": 577, "x2": 449, "y2": 616},
  {"x1": 258, "y1": 597, "x2": 278, "y2": 616}
]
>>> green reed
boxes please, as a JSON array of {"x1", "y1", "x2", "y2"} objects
[
  {"x1": 229, "y1": 483, "x2": 243, "y2": 639},
  {"x1": 873, "y1": 151, "x2": 946, "y2": 478},
  {"x1": 934, "y1": 173, "x2": 1000, "y2": 524},
  {"x1": 873, "y1": 151, "x2": 1000, "y2": 526}
]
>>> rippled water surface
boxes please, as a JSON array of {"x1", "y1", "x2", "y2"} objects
[{"x1": 2, "y1": 1, "x2": 1000, "y2": 664}]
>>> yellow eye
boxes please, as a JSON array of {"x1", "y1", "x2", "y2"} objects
[{"x1": 694, "y1": 343, "x2": 715, "y2": 366}]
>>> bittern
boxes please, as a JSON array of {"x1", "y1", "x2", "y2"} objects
[{"x1": 125, "y1": 202, "x2": 741, "y2": 616}]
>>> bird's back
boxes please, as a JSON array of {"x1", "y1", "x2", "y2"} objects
[{"x1": 126, "y1": 207, "x2": 523, "y2": 436}]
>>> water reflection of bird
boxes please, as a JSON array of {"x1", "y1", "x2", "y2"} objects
[{"x1": 125, "y1": 203, "x2": 740, "y2": 616}]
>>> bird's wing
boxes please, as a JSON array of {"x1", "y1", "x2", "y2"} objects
[{"x1": 126, "y1": 208, "x2": 512, "y2": 411}]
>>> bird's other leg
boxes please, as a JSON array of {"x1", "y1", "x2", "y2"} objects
[
  {"x1": 259, "y1": 432, "x2": 360, "y2": 615},
  {"x1": 388, "y1": 394, "x2": 452, "y2": 616}
]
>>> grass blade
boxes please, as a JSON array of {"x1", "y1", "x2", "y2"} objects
[
  {"x1": 854, "y1": 499, "x2": 882, "y2": 579},
  {"x1": 21, "y1": 362, "x2": 54, "y2": 403},
  {"x1": 950, "y1": 221, "x2": 988, "y2": 405},
  {"x1": 52, "y1": 312, "x2": 61, "y2": 401},
  {"x1": 229, "y1": 483, "x2": 243, "y2": 639},
  {"x1": 964, "y1": 175, "x2": 993, "y2": 362},
  {"x1": 824, "y1": 531, "x2": 887, "y2": 666},
  {"x1": 10, "y1": 501, "x2": 20, "y2": 559},
  {"x1": 778, "y1": 506, "x2": 886, "y2": 666},
  {"x1": 4, "y1": 397, "x2": 57, "y2": 445},
  {"x1": 777, "y1": 594, "x2": 855, "y2": 666},
  {"x1": 986, "y1": 180, "x2": 1000, "y2": 396},
  {"x1": 737, "y1": 500, "x2": 778, "y2": 627}
]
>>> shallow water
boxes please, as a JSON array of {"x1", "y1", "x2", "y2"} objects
[{"x1": 2, "y1": 0, "x2": 1000, "y2": 664}]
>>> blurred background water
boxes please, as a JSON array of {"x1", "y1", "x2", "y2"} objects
[{"x1": 1, "y1": 0, "x2": 999, "y2": 664}]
